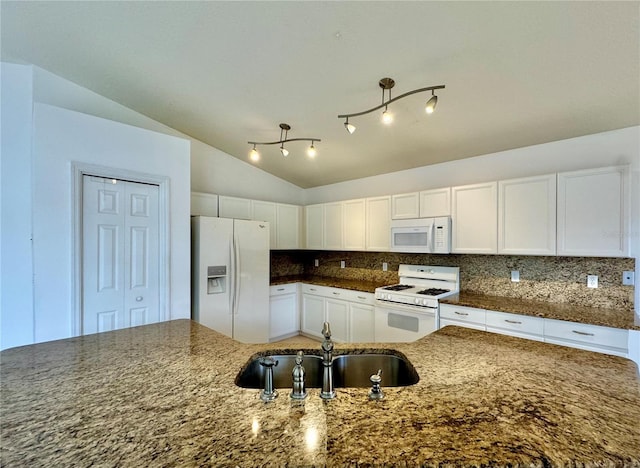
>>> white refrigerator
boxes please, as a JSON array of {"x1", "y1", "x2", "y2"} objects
[{"x1": 191, "y1": 216, "x2": 270, "y2": 343}]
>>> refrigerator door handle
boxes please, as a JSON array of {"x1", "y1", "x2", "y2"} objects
[
  {"x1": 233, "y1": 232, "x2": 241, "y2": 314},
  {"x1": 229, "y1": 240, "x2": 235, "y2": 315}
]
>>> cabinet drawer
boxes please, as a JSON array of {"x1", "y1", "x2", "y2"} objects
[
  {"x1": 544, "y1": 319, "x2": 628, "y2": 351},
  {"x1": 440, "y1": 318, "x2": 486, "y2": 331},
  {"x1": 301, "y1": 284, "x2": 332, "y2": 297},
  {"x1": 341, "y1": 289, "x2": 375, "y2": 305},
  {"x1": 270, "y1": 283, "x2": 297, "y2": 296},
  {"x1": 439, "y1": 304, "x2": 486, "y2": 325},
  {"x1": 486, "y1": 310, "x2": 544, "y2": 335}
]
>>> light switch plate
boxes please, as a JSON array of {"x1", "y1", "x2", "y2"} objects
[
  {"x1": 587, "y1": 275, "x2": 598, "y2": 288},
  {"x1": 382, "y1": 262, "x2": 388, "y2": 271},
  {"x1": 314, "y1": 259, "x2": 319, "y2": 267},
  {"x1": 511, "y1": 270, "x2": 520, "y2": 282},
  {"x1": 623, "y1": 271, "x2": 635, "y2": 286},
  {"x1": 340, "y1": 260, "x2": 345, "y2": 269}
]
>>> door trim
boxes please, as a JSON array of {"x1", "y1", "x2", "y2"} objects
[{"x1": 71, "y1": 162, "x2": 171, "y2": 336}]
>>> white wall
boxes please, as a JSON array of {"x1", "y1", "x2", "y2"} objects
[
  {"x1": 32, "y1": 67, "x2": 304, "y2": 205},
  {"x1": 31, "y1": 103, "x2": 191, "y2": 343},
  {"x1": 0, "y1": 63, "x2": 35, "y2": 350}
]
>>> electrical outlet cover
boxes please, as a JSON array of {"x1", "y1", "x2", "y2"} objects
[
  {"x1": 623, "y1": 271, "x2": 635, "y2": 286},
  {"x1": 382, "y1": 262, "x2": 388, "y2": 271},
  {"x1": 511, "y1": 270, "x2": 520, "y2": 282},
  {"x1": 340, "y1": 261, "x2": 345, "y2": 269},
  {"x1": 587, "y1": 275, "x2": 598, "y2": 288}
]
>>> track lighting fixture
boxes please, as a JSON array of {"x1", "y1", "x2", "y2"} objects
[
  {"x1": 248, "y1": 123, "x2": 321, "y2": 162},
  {"x1": 338, "y1": 77, "x2": 444, "y2": 131}
]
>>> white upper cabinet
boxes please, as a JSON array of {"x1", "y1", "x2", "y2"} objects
[
  {"x1": 276, "y1": 203, "x2": 301, "y2": 250},
  {"x1": 252, "y1": 200, "x2": 277, "y2": 249},
  {"x1": 557, "y1": 166, "x2": 629, "y2": 257},
  {"x1": 451, "y1": 181, "x2": 498, "y2": 254},
  {"x1": 305, "y1": 204, "x2": 324, "y2": 250},
  {"x1": 391, "y1": 192, "x2": 420, "y2": 219},
  {"x1": 366, "y1": 196, "x2": 391, "y2": 251},
  {"x1": 343, "y1": 199, "x2": 366, "y2": 251},
  {"x1": 324, "y1": 202, "x2": 343, "y2": 250},
  {"x1": 190, "y1": 192, "x2": 219, "y2": 217},
  {"x1": 419, "y1": 187, "x2": 451, "y2": 218},
  {"x1": 498, "y1": 174, "x2": 556, "y2": 255},
  {"x1": 218, "y1": 195, "x2": 252, "y2": 220}
]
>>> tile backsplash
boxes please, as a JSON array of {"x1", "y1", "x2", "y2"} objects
[{"x1": 271, "y1": 251, "x2": 635, "y2": 310}]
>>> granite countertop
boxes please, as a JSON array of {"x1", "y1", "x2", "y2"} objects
[
  {"x1": 441, "y1": 292, "x2": 640, "y2": 331},
  {"x1": 2, "y1": 320, "x2": 639, "y2": 467},
  {"x1": 271, "y1": 275, "x2": 388, "y2": 294}
]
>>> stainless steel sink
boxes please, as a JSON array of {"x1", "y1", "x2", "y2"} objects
[{"x1": 235, "y1": 352, "x2": 419, "y2": 389}]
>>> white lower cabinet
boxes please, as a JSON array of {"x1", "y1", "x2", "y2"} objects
[
  {"x1": 485, "y1": 310, "x2": 544, "y2": 342},
  {"x1": 440, "y1": 303, "x2": 629, "y2": 357},
  {"x1": 269, "y1": 284, "x2": 299, "y2": 341},
  {"x1": 300, "y1": 284, "x2": 375, "y2": 343},
  {"x1": 543, "y1": 318, "x2": 629, "y2": 357},
  {"x1": 439, "y1": 304, "x2": 486, "y2": 331}
]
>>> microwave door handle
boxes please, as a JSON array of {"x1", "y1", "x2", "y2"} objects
[{"x1": 428, "y1": 220, "x2": 435, "y2": 252}]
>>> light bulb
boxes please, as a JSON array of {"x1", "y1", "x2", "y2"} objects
[
  {"x1": 280, "y1": 146, "x2": 289, "y2": 157},
  {"x1": 344, "y1": 121, "x2": 356, "y2": 134},
  {"x1": 382, "y1": 108, "x2": 393, "y2": 125},
  {"x1": 307, "y1": 144, "x2": 317, "y2": 158},
  {"x1": 249, "y1": 148, "x2": 260, "y2": 162},
  {"x1": 425, "y1": 95, "x2": 438, "y2": 114}
]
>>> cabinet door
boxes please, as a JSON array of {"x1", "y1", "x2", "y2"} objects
[
  {"x1": 269, "y1": 293, "x2": 298, "y2": 340},
  {"x1": 343, "y1": 199, "x2": 366, "y2": 250},
  {"x1": 391, "y1": 192, "x2": 420, "y2": 219},
  {"x1": 219, "y1": 195, "x2": 252, "y2": 220},
  {"x1": 276, "y1": 204, "x2": 301, "y2": 250},
  {"x1": 419, "y1": 187, "x2": 450, "y2": 218},
  {"x1": 557, "y1": 166, "x2": 629, "y2": 257},
  {"x1": 349, "y1": 303, "x2": 375, "y2": 342},
  {"x1": 325, "y1": 298, "x2": 349, "y2": 342},
  {"x1": 324, "y1": 202, "x2": 343, "y2": 250},
  {"x1": 366, "y1": 196, "x2": 391, "y2": 251},
  {"x1": 305, "y1": 204, "x2": 324, "y2": 250},
  {"x1": 301, "y1": 294, "x2": 325, "y2": 338},
  {"x1": 190, "y1": 192, "x2": 219, "y2": 217},
  {"x1": 252, "y1": 200, "x2": 277, "y2": 249},
  {"x1": 451, "y1": 182, "x2": 497, "y2": 254},
  {"x1": 498, "y1": 174, "x2": 556, "y2": 255}
]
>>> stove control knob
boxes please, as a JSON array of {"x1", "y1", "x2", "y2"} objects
[
  {"x1": 414, "y1": 298, "x2": 420, "y2": 305},
  {"x1": 423, "y1": 299, "x2": 428, "y2": 306}
]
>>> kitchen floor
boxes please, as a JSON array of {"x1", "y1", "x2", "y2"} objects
[{"x1": 270, "y1": 334, "x2": 320, "y2": 347}]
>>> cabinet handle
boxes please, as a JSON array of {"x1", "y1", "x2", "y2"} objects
[
  {"x1": 333, "y1": 292, "x2": 340, "y2": 296},
  {"x1": 357, "y1": 296, "x2": 367, "y2": 300},
  {"x1": 277, "y1": 288, "x2": 285, "y2": 291},
  {"x1": 454, "y1": 311, "x2": 469, "y2": 316},
  {"x1": 504, "y1": 319, "x2": 522, "y2": 324},
  {"x1": 572, "y1": 330, "x2": 595, "y2": 336},
  {"x1": 310, "y1": 288, "x2": 317, "y2": 291}
]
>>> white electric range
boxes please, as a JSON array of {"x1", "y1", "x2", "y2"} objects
[{"x1": 374, "y1": 264, "x2": 460, "y2": 342}]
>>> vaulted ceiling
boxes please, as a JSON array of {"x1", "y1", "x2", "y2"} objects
[{"x1": 2, "y1": 1, "x2": 638, "y2": 188}]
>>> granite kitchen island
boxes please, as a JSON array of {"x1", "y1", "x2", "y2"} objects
[{"x1": 2, "y1": 320, "x2": 639, "y2": 467}]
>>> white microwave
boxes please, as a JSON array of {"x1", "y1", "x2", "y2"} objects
[{"x1": 390, "y1": 217, "x2": 451, "y2": 253}]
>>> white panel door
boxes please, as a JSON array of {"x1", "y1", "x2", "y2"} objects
[
  {"x1": 343, "y1": 199, "x2": 366, "y2": 250},
  {"x1": 419, "y1": 187, "x2": 451, "y2": 218},
  {"x1": 324, "y1": 202, "x2": 343, "y2": 250},
  {"x1": 557, "y1": 166, "x2": 629, "y2": 257},
  {"x1": 366, "y1": 196, "x2": 391, "y2": 251},
  {"x1": 83, "y1": 176, "x2": 159, "y2": 334},
  {"x1": 252, "y1": 200, "x2": 277, "y2": 249},
  {"x1": 498, "y1": 174, "x2": 556, "y2": 255},
  {"x1": 276, "y1": 203, "x2": 301, "y2": 249},
  {"x1": 391, "y1": 192, "x2": 420, "y2": 219},
  {"x1": 325, "y1": 298, "x2": 349, "y2": 343},
  {"x1": 302, "y1": 294, "x2": 325, "y2": 338},
  {"x1": 305, "y1": 204, "x2": 324, "y2": 249},
  {"x1": 451, "y1": 182, "x2": 498, "y2": 254}
]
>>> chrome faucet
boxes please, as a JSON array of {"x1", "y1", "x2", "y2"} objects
[{"x1": 320, "y1": 322, "x2": 336, "y2": 400}]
